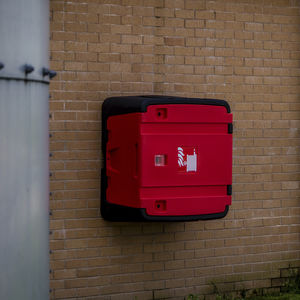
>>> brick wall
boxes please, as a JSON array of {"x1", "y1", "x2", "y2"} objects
[{"x1": 49, "y1": 0, "x2": 300, "y2": 299}]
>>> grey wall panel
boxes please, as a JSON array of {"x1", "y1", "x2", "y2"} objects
[
  {"x1": 0, "y1": 0, "x2": 49, "y2": 82},
  {"x1": 0, "y1": 0, "x2": 50, "y2": 298},
  {"x1": 0, "y1": 80, "x2": 49, "y2": 299}
]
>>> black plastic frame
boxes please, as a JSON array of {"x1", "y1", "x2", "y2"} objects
[{"x1": 101, "y1": 95, "x2": 232, "y2": 222}]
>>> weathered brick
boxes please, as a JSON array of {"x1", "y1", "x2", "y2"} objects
[{"x1": 49, "y1": 1, "x2": 300, "y2": 299}]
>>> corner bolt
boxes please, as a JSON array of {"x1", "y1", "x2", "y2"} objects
[
  {"x1": 23, "y1": 64, "x2": 34, "y2": 75},
  {"x1": 42, "y1": 67, "x2": 57, "y2": 79}
]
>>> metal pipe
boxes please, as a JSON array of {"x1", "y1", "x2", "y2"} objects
[{"x1": 0, "y1": 0, "x2": 50, "y2": 299}]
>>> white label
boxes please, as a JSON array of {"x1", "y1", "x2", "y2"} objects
[
  {"x1": 154, "y1": 154, "x2": 166, "y2": 166},
  {"x1": 187, "y1": 152, "x2": 197, "y2": 172}
]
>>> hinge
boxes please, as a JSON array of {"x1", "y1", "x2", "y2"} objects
[{"x1": 227, "y1": 185, "x2": 232, "y2": 196}]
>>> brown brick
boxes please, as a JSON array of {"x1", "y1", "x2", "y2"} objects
[
  {"x1": 176, "y1": 9, "x2": 194, "y2": 19},
  {"x1": 164, "y1": 37, "x2": 185, "y2": 46},
  {"x1": 245, "y1": 22, "x2": 264, "y2": 31}
]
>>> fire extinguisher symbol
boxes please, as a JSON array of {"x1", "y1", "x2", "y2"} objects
[
  {"x1": 177, "y1": 147, "x2": 185, "y2": 167},
  {"x1": 177, "y1": 147, "x2": 197, "y2": 172}
]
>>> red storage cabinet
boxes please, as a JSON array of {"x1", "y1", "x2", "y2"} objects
[{"x1": 101, "y1": 96, "x2": 233, "y2": 221}]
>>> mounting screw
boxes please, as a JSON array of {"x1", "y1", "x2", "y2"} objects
[
  {"x1": 42, "y1": 67, "x2": 50, "y2": 77},
  {"x1": 49, "y1": 192, "x2": 52, "y2": 196},
  {"x1": 49, "y1": 70, "x2": 57, "y2": 79},
  {"x1": 49, "y1": 211, "x2": 53, "y2": 216},
  {"x1": 49, "y1": 172, "x2": 52, "y2": 177},
  {"x1": 49, "y1": 250, "x2": 52, "y2": 254},
  {"x1": 49, "y1": 153, "x2": 53, "y2": 157},
  {"x1": 49, "y1": 113, "x2": 52, "y2": 118},
  {"x1": 49, "y1": 231, "x2": 53, "y2": 235},
  {"x1": 43, "y1": 67, "x2": 57, "y2": 79},
  {"x1": 23, "y1": 64, "x2": 34, "y2": 75},
  {"x1": 0, "y1": 62, "x2": 4, "y2": 70}
]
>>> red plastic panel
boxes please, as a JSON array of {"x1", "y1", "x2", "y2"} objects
[
  {"x1": 106, "y1": 113, "x2": 140, "y2": 208},
  {"x1": 106, "y1": 104, "x2": 232, "y2": 217}
]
